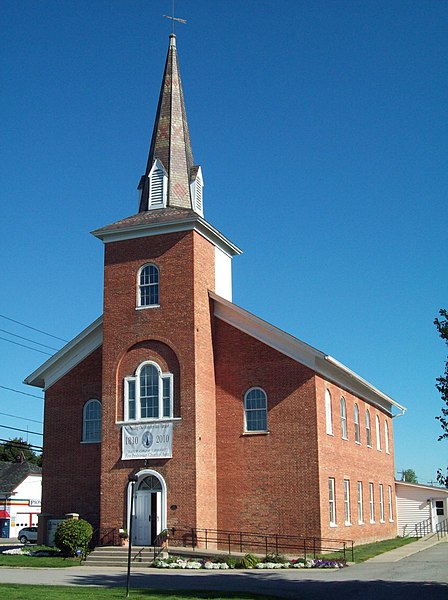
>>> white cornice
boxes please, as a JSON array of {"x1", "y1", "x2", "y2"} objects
[
  {"x1": 23, "y1": 316, "x2": 103, "y2": 390},
  {"x1": 92, "y1": 216, "x2": 242, "y2": 258},
  {"x1": 210, "y1": 291, "x2": 406, "y2": 415}
]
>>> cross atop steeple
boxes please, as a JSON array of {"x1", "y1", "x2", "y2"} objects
[{"x1": 163, "y1": 0, "x2": 187, "y2": 35}]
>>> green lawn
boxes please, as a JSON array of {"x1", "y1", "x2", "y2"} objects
[
  {"x1": 0, "y1": 550, "x2": 79, "y2": 568},
  {"x1": 323, "y1": 536, "x2": 418, "y2": 563},
  {"x1": 0, "y1": 587, "x2": 278, "y2": 600}
]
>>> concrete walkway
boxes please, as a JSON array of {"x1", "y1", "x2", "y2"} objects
[{"x1": 366, "y1": 533, "x2": 448, "y2": 562}]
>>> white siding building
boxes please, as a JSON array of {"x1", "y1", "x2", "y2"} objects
[{"x1": 395, "y1": 480, "x2": 448, "y2": 537}]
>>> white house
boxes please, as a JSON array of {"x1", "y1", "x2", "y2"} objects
[
  {"x1": 395, "y1": 480, "x2": 448, "y2": 537},
  {"x1": 0, "y1": 461, "x2": 42, "y2": 539}
]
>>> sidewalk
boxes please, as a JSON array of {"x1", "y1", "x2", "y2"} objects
[{"x1": 366, "y1": 533, "x2": 447, "y2": 563}]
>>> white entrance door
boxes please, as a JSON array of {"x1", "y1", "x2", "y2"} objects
[{"x1": 133, "y1": 490, "x2": 162, "y2": 545}]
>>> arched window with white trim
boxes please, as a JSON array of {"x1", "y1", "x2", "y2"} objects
[
  {"x1": 138, "y1": 264, "x2": 159, "y2": 307},
  {"x1": 244, "y1": 387, "x2": 267, "y2": 432},
  {"x1": 354, "y1": 403, "x2": 360, "y2": 443},
  {"x1": 376, "y1": 415, "x2": 381, "y2": 450},
  {"x1": 384, "y1": 420, "x2": 390, "y2": 453},
  {"x1": 340, "y1": 397, "x2": 347, "y2": 439},
  {"x1": 366, "y1": 409, "x2": 372, "y2": 447},
  {"x1": 124, "y1": 361, "x2": 173, "y2": 422},
  {"x1": 325, "y1": 389, "x2": 333, "y2": 435},
  {"x1": 82, "y1": 399, "x2": 102, "y2": 443}
]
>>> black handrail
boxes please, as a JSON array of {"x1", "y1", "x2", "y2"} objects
[
  {"x1": 166, "y1": 526, "x2": 354, "y2": 562},
  {"x1": 414, "y1": 517, "x2": 432, "y2": 538},
  {"x1": 436, "y1": 518, "x2": 448, "y2": 540}
]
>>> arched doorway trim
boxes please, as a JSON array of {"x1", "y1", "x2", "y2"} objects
[{"x1": 126, "y1": 470, "x2": 167, "y2": 545}]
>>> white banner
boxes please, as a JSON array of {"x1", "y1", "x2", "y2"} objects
[{"x1": 122, "y1": 422, "x2": 173, "y2": 460}]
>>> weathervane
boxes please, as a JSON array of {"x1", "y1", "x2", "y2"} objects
[{"x1": 163, "y1": 0, "x2": 187, "y2": 34}]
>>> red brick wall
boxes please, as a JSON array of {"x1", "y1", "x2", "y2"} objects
[
  {"x1": 315, "y1": 376, "x2": 397, "y2": 544},
  {"x1": 42, "y1": 347, "x2": 102, "y2": 529},
  {"x1": 100, "y1": 229, "x2": 217, "y2": 537},
  {"x1": 214, "y1": 318, "x2": 321, "y2": 539}
]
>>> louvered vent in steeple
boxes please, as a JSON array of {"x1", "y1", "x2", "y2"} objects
[
  {"x1": 148, "y1": 159, "x2": 168, "y2": 209},
  {"x1": 190, "y1": 166, "x2": 204, "y2": 217}
]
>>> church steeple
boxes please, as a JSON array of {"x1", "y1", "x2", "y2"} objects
[{"x1": 138, "y1": 34, "x2": 203, "y2": 216}]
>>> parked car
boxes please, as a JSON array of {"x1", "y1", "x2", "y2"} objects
[{"x1": 18, "y1": 526, "x2": 38, "y2": 544}]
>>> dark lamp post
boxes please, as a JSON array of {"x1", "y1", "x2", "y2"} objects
[{"x1": 126, "y1": 474, "x2": 138, "y2": 598}]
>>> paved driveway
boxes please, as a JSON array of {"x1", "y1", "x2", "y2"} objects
[{"x1": 0, "y1": 543, "x2": 447, "y2": 599}]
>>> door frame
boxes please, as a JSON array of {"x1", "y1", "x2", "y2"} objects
[{"x1": 126, "y1": 469, "x2": 167, "y2": 543}]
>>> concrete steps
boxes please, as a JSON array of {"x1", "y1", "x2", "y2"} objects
[{"x1": 84, "y1": 545, "x2": 160, "y2": 567}]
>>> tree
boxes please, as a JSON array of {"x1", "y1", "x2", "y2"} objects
[
  {"x1": 434, "y1": 308, "x2": 448, "y2": 487},
  {"x1": 0, "y1": 437, "x2": 42, "y2": 466},
  {"x1": 401, "y1": 469, "x2": 418, "y2": 483}
]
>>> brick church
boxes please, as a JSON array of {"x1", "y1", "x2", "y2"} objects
[{"x1": 25, "y1": 33, "x2": 405, "y2": 548}]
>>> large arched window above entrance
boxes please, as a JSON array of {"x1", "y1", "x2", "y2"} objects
[
  {"x1": 82, "y1": 399, "x2": 102, "y2": 443},
  {"x1": 137, "y1": 264, "x2": 159, "y2": 308},
  {"x1": 138, "y1": 475, "x2": 163, "y2": 491},
  {"x1": 124, "y1": 361, "x2": 173, "y2": 422}
]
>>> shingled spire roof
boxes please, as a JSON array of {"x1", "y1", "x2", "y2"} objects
[{"x1": 138, "y1": 34, "x2": 202, "y2": 214}]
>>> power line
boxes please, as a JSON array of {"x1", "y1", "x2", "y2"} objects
[
  {"x1": 0, "y1": 313, "x2": 68, "y2": 343},
  {"x1": 0, "y1": 411, "x2": 42, "y2": 424},
  {"x1": 0, "y1": 336, "x2": 53, "y2": 356},
  {"x1": 0, "y1": 438, "x2": 43, "y2": 451},
  {"x1": 0, "y1": 425, "x2": 42, "y2": 437},
  {"x1": 0, "y1": 328, "x2": 60, "y2": 351},
  {"x1": 0, "y1": 385, "x2": 43, "y2": 400}
]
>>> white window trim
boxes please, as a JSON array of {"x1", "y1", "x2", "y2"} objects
[
  {"x1": 340, "y1": 396, "x2": 348, "y2": 440},
  {"x1": 124, "y1": 361, "x2": 173, "y2": 423},
  {"x1": 379, "y1": 484, "x2": 385, "y2": 523},
  {"x1": 137, "y1": 264, "x2": 160, "y2": 309},
  {"x1": 388, "y1": 485, "x2": 394, "y2": 522},
  {"x1": 376, "y1": 415, "x2": 382, "y2": 451},
  {"x1": 329, "y1": 477, "x2": 337, "y2": 527},
  {"x1": 82, "y1": 398, "x2": 102, "y2": 444},
  {"x1": 354, "y1": 403, "x2": 360, "y2": 444},
  {"x1": 244, "y1": 387, "x2": 268, "y2": 433},
  {"x1": 366, "y1": 409, "x2": 372, "y2": 448},
  {"x1": 384, "y1": 420, "x2": 390, "y2": 454},
  {"x1": 357, "y1": 481, "x2": 364, "y2": 525},
  {"x1": 344, "y1": 479, "x2": 351, "y2": 525},
  {"x1": 325, "y1": 389, "x2": 333, "y2": 435},
  {"x1": 369, "y1": 483, "x2": 375, "y2": 523}
]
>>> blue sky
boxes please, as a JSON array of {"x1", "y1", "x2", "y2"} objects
[{"x1": 1, "y1": 1, "x2": 447, "y2": 485}]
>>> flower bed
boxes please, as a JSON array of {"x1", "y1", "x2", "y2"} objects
[{"x1": 151, "y1": 554, "x2": 346, "y2": 570}]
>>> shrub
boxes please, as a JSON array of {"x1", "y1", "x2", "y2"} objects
[
  {"x1": 237, "y1": 553, "x2": 259, "y2": 569},
  {"x1": 264, "y1": 552, "x2": 288, "y2": 564},
  {"x1": 54, "y1": 519, "x2": 93, "y2": 558}
]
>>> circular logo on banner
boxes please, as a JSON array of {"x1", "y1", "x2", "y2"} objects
[{"x1": 142, "y1": 431, "x2": 153, "y2": 448}]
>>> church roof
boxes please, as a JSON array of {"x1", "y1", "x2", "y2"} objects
[
  {"x1": 24, "y1": 293, "x2": 406, "y2": 416},
  {"x1": 138, "y1": 34, "x2": 197, "y2": 212}
]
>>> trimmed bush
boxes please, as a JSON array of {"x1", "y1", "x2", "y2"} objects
[
  {"x1": 54, "y1": 519, "x2": 93, "y2": 558},
  {"x1": 237, "y1": 553, "x2": 259, "y2": 569}
]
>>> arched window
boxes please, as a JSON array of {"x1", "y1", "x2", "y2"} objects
[
  {"x1": 124, "y1": 361, "x2": 173, "y2": 422},
  {"x1": 82, "y1": 399, "x2": 102, "y2": 443},
  {"x1": 244, "y1": 388, "x2": 267, "y2": 432},
  {"x1": 376, "y1": 415, "x2": 381, "y2": 450},
  {"x1": 354, "y1": 403, "x2": 360, "y2": 443},
  {"x1": 340, "y1": 397, "x2": 347, "y2": 439},
  {"x1": 366, "y1": 409, "x2": 372, "y2": 447},
  {"x1": 384, "y1": 420, "x2": 390, "y2": 454},
  {"x1": 325, "y1": 389, "x2": 333, "y2": 435},
  {"x1": 138, "y1": 264, "x2": 159, "y2": 307}
]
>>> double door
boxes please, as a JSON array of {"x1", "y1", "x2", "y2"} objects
[{"x1": 133, "y1": 490, "x2": 161, "y2": 545}]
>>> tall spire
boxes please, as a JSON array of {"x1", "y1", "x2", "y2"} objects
[{"x1": 138, "y1": 34, "x2": 203, "y2": 216}]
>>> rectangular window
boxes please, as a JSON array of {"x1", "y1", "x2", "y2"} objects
[
  {"x1": 344, "y1": 479, "x2": 351, "y2": 525},
  {"x1": 357, "y1": 481, "x2": 364, "y2": 524},
  {"x1": 340, "y1": 398, "x2": 348, "y2": 439},
  {"x1": 379, "y1": 484, "x2": 384, "y2": 522},
  {"x1": 369, "y1": 483, "x2": 375, "y2": 523},
  {"x1": 388, "y1": 485, "x2": 394, "y2": 521},
  {"x1": 354, "y1": 404, "x2": 360, "y2": 443},
  {"x1": 126, "y1": 378, "x2": 136, "y2": 421},
  {"x1": 329, "y1": 478, "x2": 336, "y2": 526},
  {"x1": 436, "y1": 500, "x2": 444, "y2": 516},
  {"x1": 162, "y1": 375, "x2": 172, "y2": 418},
  {"x1": 366, "y1": 410, "x2": 372, "y2": 447},
  {"x1": 325, "y1": 390, "x2": 333, "y2": 435}
]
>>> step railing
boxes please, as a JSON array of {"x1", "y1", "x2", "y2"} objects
[
  {"x1": 414, "y1": 517, "x2": 432, "y2": 538},
  {"x1": 436, "y1": 518, "x2": 448, "y2": 540},
  {"x1": 165, "y1": 526, "x2": 354, "y2": 562}
]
